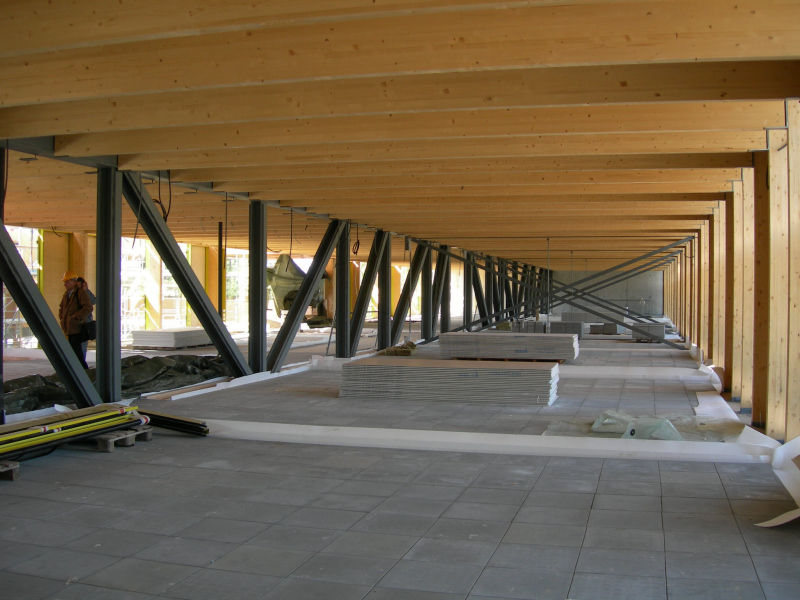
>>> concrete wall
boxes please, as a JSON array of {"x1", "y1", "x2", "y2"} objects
[{"x1": 553, "y1": 270, "x2": 664, "y2": 317}]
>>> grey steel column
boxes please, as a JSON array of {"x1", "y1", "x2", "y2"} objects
[
  {"x1": 485, "y1": 257, "x2": 494, "y2": 323},
  {"x1": 430, "y1": 246, "x2": 448, "y2": 335},
  {"x1": 391, "y1": 244, "x2": 428, "y2": 346},
  {"x1": 95, "y1": 166, "x2": 122, "y2": 402},
  {"x1": 471, "y1": 263, "x2": 490, "y2": 328},
  {"x1": 122, "y1": 172, "x2": 251, "y2": 377},
  {"x1": 463, "y1": 252, "x2": 473, "y2": 331},
  {"x1": 350, "y1": 230, "x2": 388, "y2": 356},
  {"x1": 0, "y1": 221, "x2": 101, "y2": 408},
  {"x1": 497, "y1": 259, "x2": 505, "y2": 320},
  {"x1": 377, "y1": 231, "x2": 392, "y2": 350},
  {"x1": 421, "y1": 246, "x2": 433, "y2": 340},
  {"x1": 0, "y1": 147, "x2": 6, "y2": 423},
  {"x1": 268, "y1": 220, "x2": 345, "y2": 371},
  {"x1": 248, "y1": 200, "x2": 267, "y2": 372},
  {"x1": 335, "y1": 221, "x2": 351, "y2": 358},
  {"x1": 441, "y1": 252, "x2": 451, "y2": 333},
  {"x1": 511, "y1": 262, "x2": 520, "y2": 317}
]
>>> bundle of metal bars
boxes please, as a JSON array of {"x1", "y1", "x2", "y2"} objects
[
  {"x1": 136, "y1": 409, "x2": 209, "y2": 436},
  {"x1": 0, "y1": 404, "x2": 149, "y2": 461},
  {"x1": 340, "y1": 357, "x2": 559, "y2": 405},
  {"x1": 440, "y1": 332, "x2": 579, "y2": 361}
]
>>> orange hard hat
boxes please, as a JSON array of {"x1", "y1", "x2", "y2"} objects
[{"x1": 62, "y1": 270, "x2": 78, "y2": 281}]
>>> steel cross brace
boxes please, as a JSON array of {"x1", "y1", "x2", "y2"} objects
[
  {"x1": 431, "y1": 246, "x2": 450, "y2": 335},
  {"x1": 350, "y1": 230, "x2": 389, "y2": 356},
  {"x1": 552, "y1": 275, "x2": 661, "y2": 324},
  {"x1": 391, "y1": 243, "x2": 429, "y2": 346},
  {"x1": 268, "y1": 219, "x2": 346, "y2": 371},
  {"x1": 122, "y1": 172, "x2": 251, "y2": 378},
  {"x1": 0, "y1": 218, "x2": 102, "y2": 408}
]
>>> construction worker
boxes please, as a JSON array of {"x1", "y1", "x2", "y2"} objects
[{"x1": 58, "y1": 270, "x2": 92, "y2": 368}]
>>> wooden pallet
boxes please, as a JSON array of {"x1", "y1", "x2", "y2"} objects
[
  {"x1": 0, "y1": 461, "x2": 20, "y2": 481},
  {"x1": 93, "y1": 426, "x2": 153, "y2": 453}
]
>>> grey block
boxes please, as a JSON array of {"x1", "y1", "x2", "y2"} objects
[
  {"x1": 65, "y1": 528, "x2": 165, "y2": 557},
  {"x1": 404, "y1": 538, "x2": 496, "y2": 565},
  {"x1": 443, "y1": 501, "x2": 519, "y2": 522},
  {"x1": 568, "y1": 573, "x2": 666, "y2": 600},
  {"x1": 458, "y1": 487, "x2": 527, "y2": 506},
  {"x1": 488, "y1": 543, "x2": 579, "y2": 572},
  {"x1": 394, "y1": 484, "x2": 464, "y2": 501},
  {"x1": 82, "y1": 558, "x2": 198, "y2": 595},
  {"x1": 247, "y1": 525, "x2": 340, "y2": 551},
  {"x1": 210, "y1": 545, "x2": 311, "y2": 576},
  {"x1": 667, "y1": 578, "x2": 767, "y2": 600},
  {"x1": 582, "y1": 526, "x2": 664, "y2": 551},
  {"x1": 593, "y1": 493, "x2": 662, "y2": 511},
  {"x1": 134, "y1": 537, "x2": 236, "y2": 567},
  {"x1": 281, "y1": 507, "x2": 366, "y2": 530},
  {"x1": 588, "y1": 509, "x2": 662, "y2": 531},
  {"x1": 533, "y1": 476, "x2": 598, "y2": 493},
  {"x1": 596, "y1": 479, "x2": 661, "y2": 496},
  {"x1": 352, "y1": 512, "x2": 437, "y2": 536},
  {"x1": 472, "y1": 465, "x2": 542, "y2": 489},
  {"x1": 292, "y1": 552, "x2": 395, "y2": 585},
  {"x1": 662, "y1": 497, "x2": 732, "y2": 514},
  {"x1": 667, "y1": 551, "x2": 758, "y2": 581},
  {"x1": 323, "y1": 531, "x2": 418, "y2": 558},
  {"x1": 379, "y1": 560, "x2": 483, "y2": 594},
  {"x1": 424, "y1": 518, "x2": 508, "y2": 543},
  {"x1": 163, "y1": 569, "x2": 280, "y2": 600},
  {"x1": 375, "y1": 496, "x2": 451, "y2": 517},
  {"x1": 665, "y1": 530, "x2": 748, "y2": 554},
  {"x1": 514, "y1": 506, "x2": 590, "y2": 526},
  {"x1": 523, "y1": 491, "x2": 595, "y2": 509},
  {"x1": 661, "y1": 482, "x2": 727, "y2": 498},
  {"x1": 173, "y1": 517, "x2": 266, "y2": 543},
  {"x1": 502, "y1": 522, "x2": 586, "y2": 547},
  {"x1": 662, "y1": 512, "x2": 740, "y2": 534},
  {"x1": 471, "y1": 566, "x2": 572, "y2": 599},
  {"x1": 577, "y1": 547, "x2": 665, "y2": 577}
]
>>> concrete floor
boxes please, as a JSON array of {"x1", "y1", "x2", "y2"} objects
[{"x1": 1, "y1": 337, "x2": 799, "y2": 599}]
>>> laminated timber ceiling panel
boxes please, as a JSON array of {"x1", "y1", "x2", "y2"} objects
[{"x1": 1, "y1": 0, "x2": 798, "y2": 270}]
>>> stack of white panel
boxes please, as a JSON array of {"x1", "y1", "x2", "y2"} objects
[
  {"x1": 340, "y1": 357, "x2": 559, "y2": 405},
  {"x1": 440, "y1": 331, "x2": 579, "y2": 361},
  {"x1": 513, "y1": 320, "x2": 546, "y2": 333},
  {"x1": 547, "y1": 321, "x2": 583, "y2": 338},
  {"x1": 131, "y1": 328, "x2": 211, "y2": 349}
]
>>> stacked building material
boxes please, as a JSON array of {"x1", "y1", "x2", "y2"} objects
[
  {"x1": 589, "y1": 323, "x2": 623, "y2": 335},
  {"x1": 440, "y1": 331, "x2": 579, "y2": 361},
  {"x1": 513, "y1": 320, "x2": 546, "y2": 333},
  {"x1": 131, "y1": 328, "x2": 211, "y2": 349},
  {"x1": 632, "y1": 323, "x2": 666, "y2": 341},
  {"x1": 340, "y1": 357, "x2": 559, "y2": 405},
  {"x1": 547, "y1": 321, "x2": 584, "y2": 338}
]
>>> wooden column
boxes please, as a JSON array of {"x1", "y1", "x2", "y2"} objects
[
  {"x1": 703, "y1": 218, "x2": 713, "y2": 363},
  {"x1": 730, "y1": 181, "x2": 744, "y2": 400},
  {"x1": 741, "y1": 168, "x2": 756, "y2": 413},
  {"x1": 787, "y1": 100, "x2": 800, "y2": 441},
  {"x1": 766, "y1": 128, "x2": 790, "y2": 440},
  {"x1": 752, "y1": 152, "x2": 771, "y2": 429}
]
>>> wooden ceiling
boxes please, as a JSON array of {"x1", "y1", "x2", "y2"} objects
[{"x1": 1, "y1": 0, "x2": 798, "y2": 270}]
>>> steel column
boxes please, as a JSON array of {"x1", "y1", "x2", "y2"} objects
[
  {"x1": 0, "y1": 220, "x2": 102, "y2": 408},
  {"x1": 95, "y1": 166, "x2": 122, "y2": 402},
  {"x1": 217, "y1": 221, "x2": 224, "y2": 316},
  {"x1": 484, "y1": 258, "x2": 495, "y2": 323},
  {"x1": 351, "y1": 230, "x2": 389, "y2": 356},
  {"x1": 377, "y1": 231, "x2": 392, "y2": 349},
  {"x1": 503, "y1": 263, "x2": 513, "y2": 318},
  {"x1": 463, "y1": 252, "x2": 473, "y2": 331},
  {"x1": 497, "y1": 259, "x2": 505, "y2": 320},
  {"x1": 421, "y1": 246, "x2": 433, "y2": 340},
  {"x1": 248, "y1": 200, "x2": 267, "y2": 372},
  {"x1": 335, "y1": 221, "x2": 351, "y2": 358},
  {"x1": 0, "y1": 146, "x2": 6, "y2": 423},
  {"x1": 511, "y1": 262, "x2": 520, "y2": 318},
  {"x1": 441, "y1": 253, "x2": 451, "y2": 333},
  {"x1": 472, "y1": 263, "x2": 490, "y2": 327},
  {"x1": 431, "y1": 246, "x2": 449, "y2": 335},
  {"x1": 268, "y1": 219, "x2": 346, "y2": 371},
  {"x1": 122, "y1": 172, "x2": 251, "y2": 378},
  {"x1": 391, "y1": 244, "x2": 428, "y2": 345}
]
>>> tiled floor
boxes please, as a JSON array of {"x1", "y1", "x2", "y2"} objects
[{"x1": 1, "y1": 339, "x2": 799, "y2": 599}]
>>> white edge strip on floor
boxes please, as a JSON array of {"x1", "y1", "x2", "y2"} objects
[
  {"x1": 205, "y1": 419, "x2": 774, "y2": 464},
  {"x1": 559, "y1": 365, "x2": 711, "y2": 381},
  {"x1": 756, "y1": 435, "x2": 800, "y2": 527}
]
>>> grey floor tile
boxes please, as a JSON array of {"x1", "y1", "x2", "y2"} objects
[
  {"x1": 375, "y1": 496, "x2": 451, "y2": 517},
  {"x1": 596, "y1": 479, "x2": 661, "y2": 496},
  {"x1": 592, "y1": 493, "x2": 661, "y2": 511},
  {"x1": 0, "y1": 516, "x2": 94, "y2": 547},
  {"x1": 133, "y1": 537, "x2": 236, "y2": 567},
  {"x1": 65, "y1": 529, "x2": 165, "y2": 558},
  {"x1": 471, "y1": 566, "x2": 572, "y2": 599},
  {"x1": 247, "y1": 525, "x2": 341, "y2": 551},
  {"x1": 662, "y1": 497, "x2": 732, "y2": 515},
  {"x1": 664, "y1": 530, "x2": 748, "y2": 554},
  {"x1": 281, "y1": 507, "x2": 366, "y2": 530},
  {"x1": 662, "y1": 512, "x2": 739, "y2": 534},
  {"x1": 502, "y1": 522, "x2": 585, "y2": 547},
  {"x1": 731, "y1": 500, "x2": 798, "y2": 519},
  {"x1": 0, "y1": 542, "x2": 48, "y2": 570},
  {"x1": 661, "y1": 471, "x2": 721, "y2": 485},
  {"x1": 330, "y1": 480, "x2": 402, "y2": 497},
  {"x1": 323, "y1": 531, "x2": 418, "y2": 558},
  {"x1": 667, "y1": 551, "x2": 757, "y2": 581},
  {"x1": 163, "y1": 568, "x2": 280, "y2": 600},
  {"x1": 458, "y1": 487, "x2": 527, "y2": 506},
  {"x1": 752, "y1": 554, "x2": 800, "y2": 582},
  {"x1": 379, "y1": 560, "x2": 482, "y2": 594},
  {"x1": 0, "y1": 572, "x2": 67, "y2": 600},
  {"x1": 367, "y1": 589, "x2": 462, "y2": 600},
  {"x1": 404, "y1": 538, "x2": 496, "y2": 565},
  {"x1": 740, "y1": 523, "x2": 800, "y2": 555},
  {"x1": 523, "y1": 491, "x2": 594, "y2": 509},
  {"x1": 394, "y1": 484, "x2": 464, "y2": 501},
  {"x1": 725, "y1": 485, "x2": 792, "y2": 501},
  {"x1": 47, "y1": 583, "x2": 162, "y2": 599},
  {"x1": 81, "y1": 558, "x2": 197, "y2": 595},
  {"x1": 568, "y1": 573, "x2": 666, "y2": 600},
  {"x1": 423, "y1": 518, "x2": 508, "y2": 543},
  {"x1": 472, "y1": 465, "x2": 542, "y2": 489},
  {"x1": 265, "y1": 578, "x2": 371, "y2": 600},
  {"x1": 107, "y1": 510, "x2": 202, "y2": 536},
  {"x1": 211, "y1": 545, "x2": 311, "y2": 576},
  {"x1": 588, "y1": 508, "x2": 662, "y2": 531},
  {"x1": 292, "y1": 552, "x2": 395, "y2": 585},
  {"x1": 173, "y1": 517, "x2": 266, "y2": 543},
  {"x1": 310, "y1": 493, "x2": 385, "y2": 511},
  {"x1": 443, "y1": 501, "x2": 518, "y2": 522},
  {"x1": 352, "y1": 512, "x2": 437, "y2": 536},
  {"x1": 488, "y1": 543, "x2": 578, "y2": 572},
  {"x1": 661, "y1": 482, "x2": 727, "y2": 498},
  {"x1": 533, "y1": 476, "x2": 598, "y2": 494},
  {"x1": 762, "y1": 581, "x2": 800, "y2": 600},
  {"x1": 577, "y1": 547, "x2": 665, "y2": 577},
  {"x1": 661, "y1": 461, "x2": 718, "y2": 473},
  {"x1": 7, "y1": 548, "x2": 120, "y2": 582},
  {"x1": 667, "y1": 578, "x2": 766, "y2": 600},
  {"x1": 514, "y1": 505, "x2": 589, "y2": 526},
  {"x1": 203, "y1": 500, "x2": 299, "y2": 523},
  {"x1": 582, "y1": 526, "x2": 664, "y2": 551}
]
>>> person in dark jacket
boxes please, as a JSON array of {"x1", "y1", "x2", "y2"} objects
[{"x1": 58, "y1": 270, "x2": 92, "y2": 368}]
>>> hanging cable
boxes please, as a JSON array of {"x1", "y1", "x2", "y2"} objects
[
  {"x1": 166, "y1": 171, "x2": 173, "y2": 222},
  {"x1": 352, "y1": 221, "x2": 360, "y2": 255}
]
